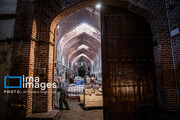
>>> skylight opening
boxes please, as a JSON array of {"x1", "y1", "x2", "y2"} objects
[
  {"x1": 75, "y1": 23, "x2": 98, "y2": 36},
  {"x1": 78, "y1": 44, "x2": 89, "y2": 50},
  {"x1": 59, "y1": 23, "x2": 100, "y2": 50}
]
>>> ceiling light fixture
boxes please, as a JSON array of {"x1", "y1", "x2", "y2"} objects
[{"x1": 96, "y1": 3, "x2": 101, "y2": 9}]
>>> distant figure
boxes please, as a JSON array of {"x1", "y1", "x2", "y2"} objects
[
  {"x1": 69, "y1": 76, "x2": 74, "y2": 84},
  {"x1": 57, "y1": 77, "x2": 70, "y2": 111},
  {"x1": 90, "y1": 77, "x2": 96, "y2": 85},
  {"x1": 84, "y1": 76, "x2": 87, "y2": 84}
]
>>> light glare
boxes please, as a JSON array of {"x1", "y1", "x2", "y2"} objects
[
  {"x1": 96, "y1": 4, "x2": 101, "y2": 9},
  {"x1": 57, "y1": 25, "x2": 59, "y2": 29}
]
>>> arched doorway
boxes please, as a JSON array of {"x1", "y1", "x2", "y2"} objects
[
  {"x1": 46, "y1": 0, "x2": 177, "y2": 120},
  {"x1": 51, "y1": 4, "x2": 156, "y2": 119}
]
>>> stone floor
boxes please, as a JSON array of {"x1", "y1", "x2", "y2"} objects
[
  {"x1": 26, "y1": 99, "x2": 180, "y2": 120},
  {"x1": 26, "y1": 110, "x2": 60, "y2": 120},
  {"x1": 59, "y1": 99, "x2": 103, "y2": 120}
]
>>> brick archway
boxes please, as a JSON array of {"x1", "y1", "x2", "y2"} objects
[
  {"x1": 48, "y1": 0, "x2": 178, "y2": 113},
  {"x1": 9, "y1": 0, "x2": 179, "y2": 119}
]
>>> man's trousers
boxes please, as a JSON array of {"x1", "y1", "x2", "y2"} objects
[{"x1": 59, "y1": 90, "x2": 70, "y2": 110}]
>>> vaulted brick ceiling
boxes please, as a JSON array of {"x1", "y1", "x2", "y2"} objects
[
  {"x1": 57, "y1": 7, "x2": 100, "y2": 38},
  {"x1": 56, "y1": 7, "x2": 101, "y2": 69},
  {"x1": 71, "y1": 54, "x2": 93, "y2": 67}
]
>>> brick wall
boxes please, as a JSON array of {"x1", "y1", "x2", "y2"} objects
[
  {"x1": 7, "y1": 0, "x2": 180, "y2": 118},
  {"x1": 168, "y1": 0, "x2": 180, "y2": 106},
  {"x1": 8, "y1": 0, "x2": 36, "y2": 118},
  {"x1": 0, "y1": 40, "x2": 12, "y2": 120}
]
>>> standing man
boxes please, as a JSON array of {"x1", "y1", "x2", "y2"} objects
[{"x1": 58, "y1": 77, "x2": 70, "y2": 111}]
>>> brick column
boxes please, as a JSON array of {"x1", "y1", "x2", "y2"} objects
[
  {"x1": 155, "y1": 23, "x2": 179, "y2": 110},
  {"x1": 32, "y1": 30, "x2": 54, "y2": 112},
  {"x1": 168, "y1": 0, "x2": 180, "y2": 109},
  {"x1": 8, "y1": 0, "x2": 35, "y2": 118}
]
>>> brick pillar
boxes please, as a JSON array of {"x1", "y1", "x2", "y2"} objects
[
  {"x1": 32, "y1": 30, "x2": 54, "y2": 112},
  {"x1": 8, "y1": 0, "x2": 35, "y2": 118},
  {"x1": 31, "y1": 0, "x2": 55, "y2": 113},
  {"x1": 156, "y1": 23, "x2": 179, "y2": 110},
  {"x1": 168, "y1": 0, "x2": 180, "y2": 109}
]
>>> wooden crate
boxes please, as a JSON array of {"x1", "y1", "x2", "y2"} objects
[{"x1": 84, "y1": 89, "x2": 103, "y2": 110}]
